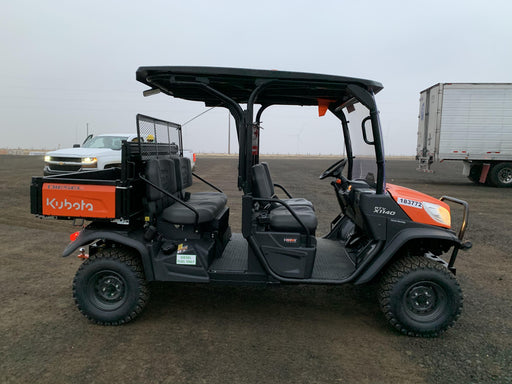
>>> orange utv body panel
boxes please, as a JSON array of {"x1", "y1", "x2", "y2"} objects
[
  {"x1": 386, "y1": 183, "x2": 451, "y2": 229},
  {"x1": 42, "y1": 183, "x2": 116, "y2": 218}
]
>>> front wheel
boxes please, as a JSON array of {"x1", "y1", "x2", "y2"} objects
[
  {"x1": 73, "y1": 247, "x2": 150, "y2": 325},
  {"x1": 378, "y1": 256, "x2": 462, "y2": 337}
]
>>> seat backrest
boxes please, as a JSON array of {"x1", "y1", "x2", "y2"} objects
[
  {"x1": 260, "y1": 162, "x2": 276, "y2": 196},
  {"x1": 172, "y1": 156, "x2": 193, "y2": 192},
  {"x1": 147, "y1": 159, "x2": 174, "y2": 201},
  {"x1": 158, "y1": 158, "x2": 178, "y2": 202},
  {"x1": 252, "y1": 163, "x2": 275, "y2": 199},
  {"x1": 144, "y1": 158, "x2": 178, "y2": 219},
  {"x1": 144, "y1": 159, "x2": 164, "y2": 218}
]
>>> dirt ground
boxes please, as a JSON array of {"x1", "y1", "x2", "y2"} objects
[{"x1": 1, "y1": 155, "x2": 511, "y2": 384}]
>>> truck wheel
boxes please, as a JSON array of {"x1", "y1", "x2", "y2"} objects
[
  {"x1": 378, "y1": 256, "x2": 462, "y2": 337},
  {"x1": 488, "y1": 162, "x2": 512, "y2": 187},
  {"x1": 73, "y1": 247, "x2": 150, "y2": 325},
  {"x1": 467, "y1": 164, "x2": 482, "y2": 184}
]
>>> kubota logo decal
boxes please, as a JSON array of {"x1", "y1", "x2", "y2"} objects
[
  {"x1": 46, "y1": 198, "x2": 93, "y2": 211},
  {"x1": 41, "y1": 183, "x2": 115, "y2": 218}
]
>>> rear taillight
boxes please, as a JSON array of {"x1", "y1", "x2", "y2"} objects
[{"x1": 193, "y1": 153, "x2": 197, "y2": 162}]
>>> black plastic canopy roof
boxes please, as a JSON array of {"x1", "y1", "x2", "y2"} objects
[
  {"x1": 136, "y1": 66, "x2": 386, "y2": 194},
  {"x1": 136, "y1": 66, "x2": 383, "y2": 108}
]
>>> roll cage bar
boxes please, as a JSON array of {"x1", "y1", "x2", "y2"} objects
[{"x1": 136, "y1": 66, "x2": 386, "y2": 194}]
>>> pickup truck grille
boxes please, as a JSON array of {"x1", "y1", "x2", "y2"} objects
[
  {"x1": 48, "y1": 157, "x2": 81, "y2": 163},
  {"x1": 46, "y1": 156, "x2": 83, "y2": 172},
  {"x1": 48, "y1": 164, "x2": 82, "y2": 172}
]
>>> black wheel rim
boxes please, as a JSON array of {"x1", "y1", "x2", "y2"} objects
[
  {"x1": 87, "y1": 270, "x2": 128, "y2": 311},
  {"x1": 403, "y1": 281, "x2": 447, "y2": 322}
]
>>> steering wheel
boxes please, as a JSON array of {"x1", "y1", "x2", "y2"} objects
[{"x1": 319, "y1": 158, "x2": 347, "y2": 180}]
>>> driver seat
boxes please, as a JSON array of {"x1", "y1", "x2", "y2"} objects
[
  {"x1": 252, "y1": 163, "x2": 317, "y2": 234},
  {"x1": 252, "y1": 163, "x2": 313, "y2": 209}
]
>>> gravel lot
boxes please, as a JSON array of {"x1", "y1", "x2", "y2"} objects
[{"x1": 1, "y1": 155, "x2": 511, "y2": 384}]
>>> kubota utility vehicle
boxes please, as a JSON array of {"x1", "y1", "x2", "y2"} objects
[{"x1": 31, "y1": 67, "x2": 471, "y2": 337}]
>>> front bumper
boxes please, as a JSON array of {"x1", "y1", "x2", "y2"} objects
[
  {"x1": 440, "y1": 196, "x2": 471, "y2": 274},
  {"x1": 440, "y1": 196, "x2": 469, "y2": 241},
  {"x1": 44, "y1": 165, "x2": 98, "y2": 176}
]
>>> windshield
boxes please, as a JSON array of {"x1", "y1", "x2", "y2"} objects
[
  {"x1": 342, "y1": 103, "x2": 379, "y2": 187},
  {"x1": 82, "y1": 136, "x2": 128, "y2": 150}
]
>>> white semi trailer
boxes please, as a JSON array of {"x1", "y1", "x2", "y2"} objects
[{"x1": 416, "y1": 83, "x2": 512, "y2": 187}]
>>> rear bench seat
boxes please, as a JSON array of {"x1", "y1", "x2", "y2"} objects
[
  {"x1": 144, "y1": 158, "x2": 226, "y2": 226},
  {"x1": 171, "y1": 156, "x2": 227, "y2": 207},
  {"x1": 252, "y1": 163, "x2": 317, "y2": 234}
]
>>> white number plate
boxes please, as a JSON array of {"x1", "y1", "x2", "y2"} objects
[{"x1": 397, "y1": 197, "x2": 423, "y2": 209}]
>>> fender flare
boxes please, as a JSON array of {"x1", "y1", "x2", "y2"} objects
[
  {"x1": 354, "y1": 227, "x2": 460, "y2": 285},
  {"x1": 62, "y1": 229, "x2": 154, "y2": 281}
]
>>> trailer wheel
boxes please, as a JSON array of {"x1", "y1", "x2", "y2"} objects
[
  {"x1": 488, "y1": 162, "x2": 512, "y2": 187},
  {"x1": 73, "y1": 247, "x2": 150, "y2": 325},
  {"x1": 378, "y1": 256, "x2": 462, "y2": 337}
]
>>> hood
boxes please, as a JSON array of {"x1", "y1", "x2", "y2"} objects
[
  {"x1": 386, "y1": 183, "x2": 451, "y2": 229},
  {"x1": 46, "y1": 147, "x2": 117, "y2": 158}
]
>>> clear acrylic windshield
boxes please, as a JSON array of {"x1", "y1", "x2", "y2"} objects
[{"x1": 344, "y1": 103, "x2": 379, "y2": 187}]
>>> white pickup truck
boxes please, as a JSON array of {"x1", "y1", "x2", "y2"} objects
[{"x1": 44, "y1": 133, "x2": 195, "y2": 175}]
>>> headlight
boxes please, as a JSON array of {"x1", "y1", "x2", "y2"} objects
[
  {"x1": 44, "y1": 155, "x2": 51, "y2": 162},
  {"x1": 81, "y1": 157, "x2": 97, "y2": 165},
  {"x1": 81, "y1": 157, "x2": 98, "y2": 168},
  {"x1": 423, "y1": 202, "x2": 451, "y2": 227}
]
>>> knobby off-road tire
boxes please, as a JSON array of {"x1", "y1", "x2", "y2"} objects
[
  {"x1": 73, "y1": 247, "x2": 150, "y2": 325},
  {"x1": 378, "y1": 256, "x2": 463, "y2": 337}
]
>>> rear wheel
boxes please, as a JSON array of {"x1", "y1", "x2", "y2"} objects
[
  {"x1": 73, "y1": 247, "x2": 150, "y2": 325},
  {"x1": 378, "y1": 256, "x2": 462, "y2": 337},
  {"x1": 488, "y1": 162, "x2": 512, "y2": 187}
]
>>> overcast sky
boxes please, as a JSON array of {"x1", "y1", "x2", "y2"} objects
[{"x1": 2, "y1": 0, "x2": 511, "y2": 155}]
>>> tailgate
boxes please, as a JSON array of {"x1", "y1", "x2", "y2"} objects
[
  {"x1": 42, "y1": 183, "x2": 116, "y2": 218},
  {"x1": 31, "y1": 175, "x2": 122, "y2": 220}
]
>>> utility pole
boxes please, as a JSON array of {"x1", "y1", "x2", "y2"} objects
[{"x1": 86, "y1": 123, "x2": 89, "y2": 137}]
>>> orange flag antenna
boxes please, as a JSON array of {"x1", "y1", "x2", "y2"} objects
[{"x1": 318, "y1": 99, "x2": 335, "y2": 117}]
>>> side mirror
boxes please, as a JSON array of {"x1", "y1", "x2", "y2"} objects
[
  {"x1": 361, "y1": 116, "x2": 375, "y2": 145},
  {"x1": 73, "y1": 144, "x2": 80, "y2": 148}
]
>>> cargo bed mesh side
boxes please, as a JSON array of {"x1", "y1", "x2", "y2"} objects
[{"x1": 136, "y1": 114, "x2": 182, "y2": 159}]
